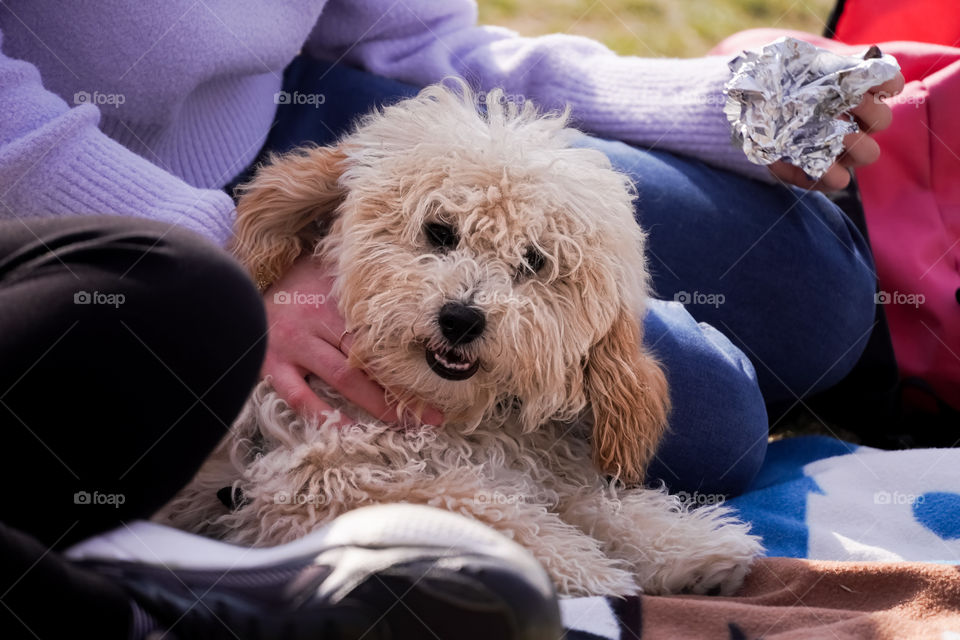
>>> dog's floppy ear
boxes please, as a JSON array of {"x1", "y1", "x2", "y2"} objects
[
  {"x1": 585, "y1": 305, "x2": 670, "y2": 486},
  {"x1": 230, "y1": 145, "x2": 347, "y2": 288}
]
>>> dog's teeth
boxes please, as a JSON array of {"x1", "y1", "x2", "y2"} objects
[{"x1": 434, "y1": 351, "x2": 474, "y2": 370}]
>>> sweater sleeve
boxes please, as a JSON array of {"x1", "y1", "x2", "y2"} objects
[
  {"x1": 0, "y1": 29, "x2": 236, "y2": 247},
  {"x1": 307, "y1": 0, "x2": 772, "y2": 181}
]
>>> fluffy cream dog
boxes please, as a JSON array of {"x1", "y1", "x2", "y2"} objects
[{"x1": 159, "y1": 83, "x2": 762, "y2": 597}]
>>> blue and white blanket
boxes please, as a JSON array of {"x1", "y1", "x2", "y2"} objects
[
  {"x1": 561, "y1": 436, "x2": 960, "y2": 639},
  {"x1": 727, "y1": 435, "x2": 960, "y2": 561}
]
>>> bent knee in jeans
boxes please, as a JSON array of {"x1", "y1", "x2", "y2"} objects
[{"x1": 642, "y1": 300, "x2": 768, "y2": 497}]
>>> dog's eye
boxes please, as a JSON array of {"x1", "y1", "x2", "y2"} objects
[
  {"x1": 518, "y1": 246, "x2": 546, "y2": 277},
  {"x1": 424, "y1": 222, "x2": 459, "y2": 251}
]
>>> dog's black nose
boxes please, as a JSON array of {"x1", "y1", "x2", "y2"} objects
[{"x1": 438, "y1": 302, "x2": 485, "y2": 345}]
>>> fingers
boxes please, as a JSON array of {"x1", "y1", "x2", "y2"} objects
[
  {"x1": 851, "y1": 70, "x2": 905, "y2": 133},
  {"x1": 873, "y1": 72, "x2": 906, "y2": 100},
  {"x1": 408, "y1": 404, "x2": 445, "y2": 428},
  {"x1": 838, "y1": 131, "x2": 881, "y2": 168},
  {"x1": 262, "y1": 257, "x2": 444, "y2": 429},
  {"x1": 768, "y1": 161, "x2": 850, "y2": 192},
  {"x1": 851, "y1": 93, "x2": 893, "y2": 133},
  {"x1": 269, "y1": 363, "x2": 345, "y2": 424},
  {"x1": 817, "y1": 163, "x2": 852, "y2": 191},
  {"x1": 331, "y1": 331, "x2": 444, "y2": 426},
  {"x1": 269, "y1": 347, "x2": 443, "y2": 428},
  {"x1": 336, "y1": 329, "x2": 354, "y2": 355},
  {"x1": 306, "y1": 338, "x2": 400, "y2": 423},
  {"x1": 768, "y1": 161, "x2": 809, "y2": 187},
  {"x1": 267, "y1": 321, "x2": 443, "y2": 427},
  {"x1": 768, "y1": 131, "x2": 882, "y2": 192}
]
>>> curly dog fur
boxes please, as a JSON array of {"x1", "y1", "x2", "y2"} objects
[{"x1": 158, "y1": 82, "x2": 762, "y2": 597}]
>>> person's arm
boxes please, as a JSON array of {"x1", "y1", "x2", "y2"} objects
[
  {"x1": 306, "y1": 0, "x2": 771, "y2": 180},
  {"x1": 0, "y1": 29, "x2": 236, "y2": 246}
]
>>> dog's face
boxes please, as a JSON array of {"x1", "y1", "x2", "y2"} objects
[{"x1": 232, "y1": 84, "x2": 669, "y2": 484}]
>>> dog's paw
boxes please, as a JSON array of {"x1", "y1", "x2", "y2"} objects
[
  {"x1": 681, "y1": 523, "x2": 763, "y2": 596},
  {"x1": 678, "y1": 552, "x2": 756, "y2": 596},
  {"x1": 639, "y1": 545, "x2": 760, "y2": 596},
  {"x1": 636, "y1": 510, "x2": 764, "y2": 596}
]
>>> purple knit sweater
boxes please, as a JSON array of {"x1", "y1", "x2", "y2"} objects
[{"x1": 0, "y1": 0, "x2": 767, "y2": 247}]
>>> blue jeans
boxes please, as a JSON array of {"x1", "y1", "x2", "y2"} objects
[{"x1": 248, "y1": 57, "x2": 877, "y2": 496}]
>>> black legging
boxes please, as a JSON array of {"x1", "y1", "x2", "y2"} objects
[{"x1": 0, "y1": 216, "x2": 266, "y2": 637}]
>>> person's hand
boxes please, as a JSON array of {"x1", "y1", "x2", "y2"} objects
[
  {"x1": 769, "y1": 71, "x2": 906, "y2": 191},
  {"x1": 261, "y1": 256, "x2": 443, "y2": 427}
]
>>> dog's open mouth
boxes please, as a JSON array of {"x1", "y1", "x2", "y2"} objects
[{"x1": 425, "y1": 348, "x2": 480, "y2": 381}]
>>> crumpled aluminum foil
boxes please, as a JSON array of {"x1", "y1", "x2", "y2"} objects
[{"x1": 723, "y1": 37, "x2": 900, "y2": 179}]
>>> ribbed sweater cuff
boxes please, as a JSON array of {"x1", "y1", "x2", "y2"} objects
[{"x1": 8, "y1": 107, "x2": 236, "y2": 247}]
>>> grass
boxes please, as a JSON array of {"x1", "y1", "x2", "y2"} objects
[{"x1": 477, "y1": 0, "x2": 836, "y2": 58}]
